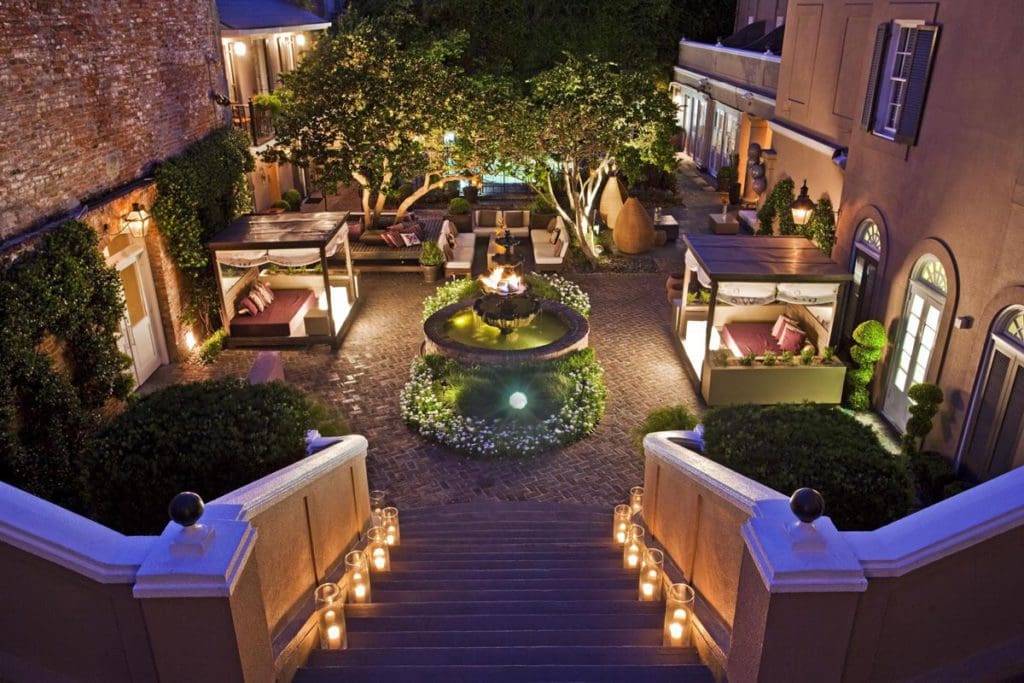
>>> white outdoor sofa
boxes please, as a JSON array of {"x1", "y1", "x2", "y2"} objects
[
  {"x1": 439, "y1": 219, "x2": 477, "y2": 276},
  {"x1": 530, "y1": 217, "x2": 570, "y2": 272},
  {"x1": 473, "y1": 209, "x2": 531, "y2": 237}
]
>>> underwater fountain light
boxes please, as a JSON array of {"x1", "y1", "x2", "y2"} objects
[{"x1": 509, "y1": 392, "x2": 528, "y2": 410}]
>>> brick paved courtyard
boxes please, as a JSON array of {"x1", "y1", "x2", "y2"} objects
[{"x1": 143, "y1": 163, "x2": 723, "y2": 508}]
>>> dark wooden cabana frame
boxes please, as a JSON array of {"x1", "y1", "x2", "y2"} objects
[
  {"x1": 208, "y1": 212, "x2": 360, "y2": 349},
  {"x1": 677, "y1": 235, "x2": 853, "y2": 405}
]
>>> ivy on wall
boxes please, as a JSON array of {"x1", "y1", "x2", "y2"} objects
[
  {"x1": 0, "y1": 221, "x2": 133, "y2": 509},
  {"x1": 755, "y1": 178, "x2": 796, "y2": 236},
  {"x1": 806, "y1": 195, "x2": 836, "y2": 256},
  {"x1": 152, "y1": 126, "x2": 254, "y2": 334}
]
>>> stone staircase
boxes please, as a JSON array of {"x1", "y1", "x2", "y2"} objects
[{"x1": 295, "y1": 502, "x2": 712, "y2": 682}]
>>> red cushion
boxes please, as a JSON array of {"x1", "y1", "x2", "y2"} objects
[
  {"x1": 381, "y1": 232, "x2": 403, "y2": 248},
  {"x1": 772, "y1": 314, "x2": 798, "y2": 339},
  {"x1": 778, "y1": 324, "x2": 806, "y2": 352},
  {"x1": 239, "y1": 296, "x2": 258, "y2": 316}
]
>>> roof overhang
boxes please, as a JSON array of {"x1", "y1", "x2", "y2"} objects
[{"x1": 221, "y1": 22, "x2": 330, "y2": 37}]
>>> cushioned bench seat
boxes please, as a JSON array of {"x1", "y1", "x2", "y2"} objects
[
  {"x1": 439, "y1": 220, "x2": 477, "y2": 275},
  {"x1": 230, "y1": 289, "x2": 315, "y2": 338},
  {"x1": 530, "y1": 224, "x2": 569, "y2": 271},
  {"x1": 473, "y1": 209, "x2": 530, "y2": 237}
]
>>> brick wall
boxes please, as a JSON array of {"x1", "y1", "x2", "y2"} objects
[{"x1": 0, "y1": 0, "x2": 229, "y2": 241}]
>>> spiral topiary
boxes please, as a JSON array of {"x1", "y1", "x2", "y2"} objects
[
  {"x1": 901, "y1": 383, "x2": 944, "y2": 456},
  {"x1": 844, "y1": 320, "x2": 887, "y2": 410}
]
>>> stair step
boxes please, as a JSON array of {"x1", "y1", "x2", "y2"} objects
[
  {"x1": 390, "y1": 558, "x2": 624, "y2": 571},
  {"x1": 371, "y1": 577, "x2": 636, "y2": 591},
  {"x1": 347, "y1": 628, "x2": 665, "y2": 649},
  {"x1": 295, "y1": 663, "x2": 712, "y2": 682},
  {"x1": 399, "y1": 502, "x2": 609, "y2": 518},
  {"x1": 399, "y1": 521, "x2": 608, "y2": 533},
  {"x1": 366, "y1": 588, "x2": 640, "y2": 602},
  {"x1": 345, "y1": 600, "x2": 663, "y2": 617},
  {"x1": 392, "y1": 548, "x2": 618, "y2": 562},
  {"x1": 346, "y1": 612, "x2": 660, "y2": 632},
  {"x1": 308, "y1": 645, "x2": 701, "y2": 667},
  {"x1": 394, "y1": 539, "x2": 617, "y2": 549},
  {"x1": 376, "y1": 568, "x2": 631, "y2": 581}
]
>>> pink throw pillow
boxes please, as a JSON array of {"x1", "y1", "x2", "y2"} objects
[
  {"x1": 239, "y1": 296, "x2": 259, "y2": 316},
  {"x1": 772, "y1": 314, "x2": 798, "y2": 339},
  {"x1": 779, "y1": 324, "x2": 806, "y2": 352},
  {"x1": 255, "y1": 282, "x2": 274, "y2": 304}
]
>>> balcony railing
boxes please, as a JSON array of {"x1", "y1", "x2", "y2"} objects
[{"x1": 230, "y1": 100, "x2": 275, "y2": 146}]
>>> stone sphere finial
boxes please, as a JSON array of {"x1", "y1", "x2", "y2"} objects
[
  {"x1": 789, "y1": 488, "x2": 825, "y2": 524},
  {"x1": 169, "y1": 492, "x2": 205, "y2": 527}
]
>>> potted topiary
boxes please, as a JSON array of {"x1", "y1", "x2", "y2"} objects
[
  {"x1": 462, "y1": 185, "x2": 479, "y2": 203},
  {"x1": 419, "y1": 241, "x2": 445, "y2": 282},
  {"x1": 447, "y1": 197, "x2": 472, "y2": 233}
]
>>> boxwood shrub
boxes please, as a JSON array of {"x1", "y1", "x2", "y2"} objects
[
  {"x1": 85, "y1": 378, "x2": 318, "y2": 534},
  {"x1": 702, "y1": 403, "x2": 912, "y2": 530},
  {"x1": 630, "y1": 405, "x2": 699, "y2": 455}
]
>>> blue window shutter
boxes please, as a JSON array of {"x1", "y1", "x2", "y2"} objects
[
  {"x1": 895, "y1": 25, "x2": 940, "y2": 145},
  {"x1": 861, "y1": 23, "x2": 891, "y2": 131}
]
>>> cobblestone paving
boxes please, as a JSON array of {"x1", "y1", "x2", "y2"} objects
[{"x1": 142, "y1": 163, "x2": 722, "y2": 508}]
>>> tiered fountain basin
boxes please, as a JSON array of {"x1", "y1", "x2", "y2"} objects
[{"x1": 424, "y1": 299, "x2": 589, "y2": 365}]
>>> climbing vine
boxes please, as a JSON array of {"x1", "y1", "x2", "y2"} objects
[
  {"x1": 755, "y1": 178, "x2": 796, "y2": 236},
  {"x1": 806, "y1": 195, "x2": 836, "y2": 256},
  {"x1": 0, "y1": 221, "x2": 133, "y2": 509},
  {"x1": 152, "y1": 126, "x2": 254, "y2": 333}
]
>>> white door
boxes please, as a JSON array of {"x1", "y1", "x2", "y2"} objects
[
  {"x1": 883, "y1": 284, "x2": 944, "y2": 428},
  {"x1": 116, "y1": 253, "x2": 162, "y2": 387}
]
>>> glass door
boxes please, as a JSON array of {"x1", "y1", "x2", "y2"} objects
[
  {"x1": 842, "y1": 251, "x2": 878, "y2": 345},
  {"x1": 883, "y1": 284, "x2": 943, "y2": 428}
]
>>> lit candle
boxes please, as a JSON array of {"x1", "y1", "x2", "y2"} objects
[
  {"x1": 638, "y1": 548, "x2": 664, "y2": 602},
  {"x1": 664, "y1": 583, "x2": 695, "y2": 646},
  {"x1": 641, "y1": 581, "x2": 654, "y2": 597},
  {"x1": 327, "y1": 624, "x2": 342, "y2": 647},
  {"x1": 353, "y1": 580, "x2": 366, "y2": 601},
  {"x1": 630, "y1": 486, "x2": 644, "y2": 515},
  {"x1": 382, "y1": 507, "x2": 400, "y2": 546},
  {"x1": 623, "y1": 524, "x2": 644, "y2": 570},
  {"x1": 669, "y1": 621, "x2": 684, "y2": 641},
  {"x1": 628, "y1": 551, "x2": 640, "y2": 568},
  {"x1": 612, "y1": 504, "x2": 630, "y2": 546}
]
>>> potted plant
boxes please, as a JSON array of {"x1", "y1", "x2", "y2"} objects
[
  {"x1": 446, "y1": 197, "x2": 472, "y2": 233},
  {"x1": 419, "y1": 241, "x2": 445, "y2": 282},
  {"x1": 462, "y1": 184, "x2": 479, "y2": 203}
]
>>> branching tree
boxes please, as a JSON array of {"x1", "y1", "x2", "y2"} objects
[
  {"x1": 265, "y1": 8, "x2": 508, "y2": 226},
  {"x1": 509, "y1": 55, "x2": 676, "y2": 263}
]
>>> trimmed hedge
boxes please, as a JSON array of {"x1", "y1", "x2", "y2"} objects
[
  {"x1": 702, "y1": 403, "x2": 912, "y2": 530},
  {"x1": 85, "y1": 378, "x2": 317, "y2": 534},
  {"x1": 630, "y1": 405, "x2": 699, "y2": 455}
]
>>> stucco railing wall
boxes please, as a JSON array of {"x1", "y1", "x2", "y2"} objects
[
  {"x1": 676, "y1": 41, "x2": 780, "y2": 95},
  {"x1": 643, "y1": 432, "x2": 1024, "y2": 683},
  {"x1": 0, "y1": 436, "x2": 371, "y2": 683},
  {"x1": 643, "y1": 433, "x2": 787, "y2": 632}
]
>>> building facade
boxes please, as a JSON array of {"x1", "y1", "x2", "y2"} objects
[
  {"x1": 217, "y1": 0, "x2": 330, "y2": 211},
  {"x1": 0, "y1": 0, "x2": 231, "y2": 383},
  {"x1": 701, "y1": 0, "x2": 1024, "y2": 479}
]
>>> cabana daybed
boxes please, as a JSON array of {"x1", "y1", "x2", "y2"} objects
[
  {"x1": 676, "y1": 235, "x2": 851, "y2": 406},
  {"x1": 208, "y1": 212, "x2": 360, "y2": 349}
]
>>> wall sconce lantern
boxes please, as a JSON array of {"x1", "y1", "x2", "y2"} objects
[
  {"x1": 314, "y1": 582, "x2": 347, "y2": 650},
  {"x1": 639, "y1": 548, "x2": 664, "y2": 601},
  {"x1": 790, "y1": 180, "x2": 815, "y2": 227},
  {"x1": 623, "y1": 524, "x2": 645, "y2": 570},
  {"x1": 121, "y1": 203, "x2": 151, "y2": 237},
  {"x1": 612, "y1": 504, "x2": 631, "y2": 545},
  {"x1": 381, "y1": 506, "x2": 401, "y2": 546},
  {"x1": 345, "y1": 550, "x2": 372, "y2": 604},
  {"x1": 664, "y1": 583, "x2": 696, "y2": 646}
]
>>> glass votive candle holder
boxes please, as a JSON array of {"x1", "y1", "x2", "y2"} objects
[
  {"x1": 367, "y1": 526, "x2": 391, "y2": 572},
  {"x1": 612, "y1": 504, "x2": 631, "y2": 546},
  {"x1": 639, "y1": 548, "x2": 664, "y2": 602},
  {"x1": 664, "y1": 583, "x2": 696, "y2": 646},
  {"x1": 314, "y1": 582, "x2": 346, "y2": 650},
  {"x1": 623, "y1": 524, "x2": 645, "y2": 570},
  {"x1": 382, "y1": 506, "x2": 400, "y2": 546},
  {"x1": 630, "y1": 486, "x2": 644, "y2": 515},
  {"x1": 369, "y1": 490, "x2": 387, "y2": 525},
  {"x1": 345, "y1": 550, "x2": 371, "y2": 604}
]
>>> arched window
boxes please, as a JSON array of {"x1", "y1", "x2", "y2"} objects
[
  {"x1": 842, "y1": 219, "x2": 883, "y2": 344},
  {"x1": 961, "y1": 306, "x2": 1024, "y2": 479},
  {"x1": 883, "y1": 255, "x2": 947, "y2": 428}
]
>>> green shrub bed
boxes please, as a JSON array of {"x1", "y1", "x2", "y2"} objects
[
  {"x1": 702, "y1": 403, "x2": 912, "y2": 530},
  {"x1": 400, "y1": 350, "x2": 606, "y2": 458},
  {"x1": 85, "y1": 377, "x2": 346, "y2": 534}
]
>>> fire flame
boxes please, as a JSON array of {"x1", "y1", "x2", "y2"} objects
[{"x1": 478, "y1": 265, "x2": 525, "y2": 296}]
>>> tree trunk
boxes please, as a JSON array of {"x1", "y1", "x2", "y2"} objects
[{"x1": 395, "y1": 171, "x2": 474, "y2": 223}]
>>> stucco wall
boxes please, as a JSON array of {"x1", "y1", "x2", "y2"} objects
[{"x1": 0, "y1": 0, "x2": 228, "y2": 240}]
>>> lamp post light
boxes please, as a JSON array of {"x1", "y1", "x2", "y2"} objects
[
  {"x1": 664, "y1": 583, "x2": 696, "y2": 646},
  {"x1": 790, "y1": 180, "x2": 815, "y2": 227},
  {"x1": 345, "y1": 550, "x2": 371, "y2": 604},
  {"x1": 612, "y1": 504, "x2": 631, "y2": 546},
  {"x1": 314, "y1": 582, "x2": 346, "y2": 650},
  {"x1": 121, "y1": 203, "x2": 151, "y2": 238},
  {"x1": 639, "y1": 548, "x2": 664, "y2": 602},
  {"x1": 623, "y1": 524, "x2": 645, "y2": 570}
]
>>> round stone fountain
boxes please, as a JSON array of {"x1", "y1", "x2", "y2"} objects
[{"x1": 424, "y1": 264, "x2": 589, "y2": 365}]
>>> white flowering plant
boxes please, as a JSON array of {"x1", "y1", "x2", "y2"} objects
[
  {"x1": 422, "y1": 273, "x2": 591, "y2": 321},
  {"x1": 400, "y1": 350, "x2": 606, "y2": 458}
]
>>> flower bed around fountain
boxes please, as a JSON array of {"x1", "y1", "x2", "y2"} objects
[{"x1": 403, "y1": 271, "x2": 605, "y2": 458}]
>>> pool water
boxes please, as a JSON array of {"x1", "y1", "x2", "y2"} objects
[{"x1": 444, "y1": 309, "x2": 569, "y2": 350}]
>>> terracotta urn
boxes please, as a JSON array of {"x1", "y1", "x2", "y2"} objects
[
  {"x1": 613, "y1": 198, "x2": 655, "y2": 254},
  {"x1": 599, "y1": 176, "x2": 627, "y2": 228}
]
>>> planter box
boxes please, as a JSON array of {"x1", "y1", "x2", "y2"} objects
[
  {"x1": 446, "y1": 213, "x2": 472, "y2": 233},
  {"x1": 300, "y1": 197, "x2": 326, "y2": 213},
  {"x1": 700, "y1": 358, "x2": 847, "y2": 406}
]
